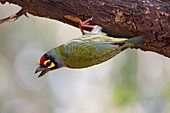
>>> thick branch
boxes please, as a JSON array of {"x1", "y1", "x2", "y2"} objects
[{"x1": 0, "y1": 0, "x2": 170, "y2": 57}]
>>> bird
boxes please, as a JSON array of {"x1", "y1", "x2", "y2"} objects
[{"x1": 35, "y1": 18, "x2": 143, "y2": 77}]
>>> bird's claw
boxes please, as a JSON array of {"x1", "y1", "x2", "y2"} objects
[{"x1": 79, "y1": 17, "x2": 94, "y2": 35}]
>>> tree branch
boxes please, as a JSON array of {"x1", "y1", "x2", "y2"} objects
[{"x1": 0, "y1": 0, "x2": 170, "y2": 57}]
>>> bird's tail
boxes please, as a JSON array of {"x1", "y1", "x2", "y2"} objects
[{"x1": 126, "y1": 36, "x2": 143, "y2": 45}]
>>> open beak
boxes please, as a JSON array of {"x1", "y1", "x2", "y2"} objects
[{"x1": 35, "y1": 66, "x2": 50, "y2": 78}]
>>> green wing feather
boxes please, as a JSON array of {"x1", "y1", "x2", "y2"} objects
[{"x1": 60, "y1": 34, "x2": 142, "y2": 68}]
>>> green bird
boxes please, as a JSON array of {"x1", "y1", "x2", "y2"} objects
[{"x1": 35, "y1": 18, "x2": 143, "y2": 77}]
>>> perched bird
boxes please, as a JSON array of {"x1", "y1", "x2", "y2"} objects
[{"x1": 35, "y1": 18, "x2": 143, "y2": 77}]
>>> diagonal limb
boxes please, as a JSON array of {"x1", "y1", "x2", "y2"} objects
[{"x1": 0, "y1": 8, "x2": 28, "y2": 24}]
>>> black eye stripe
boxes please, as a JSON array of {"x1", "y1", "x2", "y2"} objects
[{"x1": 44, "y1": 53, "x2": 59, "y2": 69}]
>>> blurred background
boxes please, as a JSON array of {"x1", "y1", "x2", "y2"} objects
[{"x1": 0, "y1": 3, "x2": 170, "y2": 113}]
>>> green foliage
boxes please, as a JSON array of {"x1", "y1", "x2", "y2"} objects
[
  {"x1": 161, "y1": 86, "x2": 170, "y2": 101},
  {"x1": 112, "y1": 84, "x2": 137, "y2": 106},
  {"x1": 111, "y1": 50, "x2": 138, "y2": 106}
]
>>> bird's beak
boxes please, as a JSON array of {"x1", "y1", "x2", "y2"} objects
[{"x1": 35, "y1": 66, "x2": 50, "y2": 78}]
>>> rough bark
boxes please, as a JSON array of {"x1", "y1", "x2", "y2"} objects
[{"x1": 0, "y1": 0, "x2": 170, "y2": 58}]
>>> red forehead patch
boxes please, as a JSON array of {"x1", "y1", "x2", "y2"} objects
[{"x1": 40, "y1": 56, "x2": 46, "y2": 65}]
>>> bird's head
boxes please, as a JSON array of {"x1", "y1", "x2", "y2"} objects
[{"x1": 35, "y1": 51, "x2": 62, "y2": 78}]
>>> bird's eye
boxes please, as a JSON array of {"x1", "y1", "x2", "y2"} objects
[
  {"x1": 46, "y1": 61, "x2": 52, "y2": 66},
  {"x1": 44, "y1": 60, "x2": 55, "y2": 68},
  {"x1": 44, "y1": 60, "x2": 52, "y2": 66}
]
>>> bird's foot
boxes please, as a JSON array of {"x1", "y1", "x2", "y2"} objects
[
  {"x1": 79, "y1": 17, "x2": 95, "y2": 35},
  {"x1": 0, "y1": 8, "x2": 28, "y2": 24}
]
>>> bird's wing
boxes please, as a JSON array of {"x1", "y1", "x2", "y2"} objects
[
  {"x1": 63, "y1": 39, "x2": 124, "y2": 55},
  {"x1": 62, "y1": 33, "x2": 133, "y2": 55},
  {"x1": 75, "y1": 34, "x2": 127, "y2": 43},
  {"x1": 85, "y1": 42, "x2": 115, "y2": 50}
]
